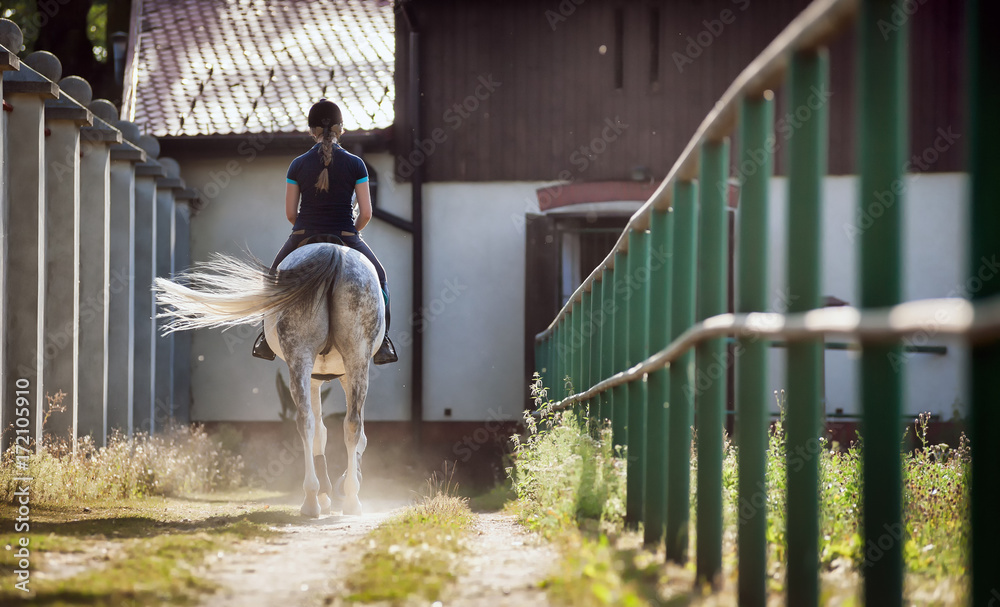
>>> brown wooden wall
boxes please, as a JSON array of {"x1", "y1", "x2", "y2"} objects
[{"x1": 395, "y1": 0, "x2": 964, "y2": 183}]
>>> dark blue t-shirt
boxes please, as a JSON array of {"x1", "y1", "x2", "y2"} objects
[{"x1": 286, "y1": 143, "x2": 369, "y2": 233}]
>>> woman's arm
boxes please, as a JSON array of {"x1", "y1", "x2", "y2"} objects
[
  {"x1": 285, "y1": 182, "x2": 300, "y2": 225},
  {"x1": 354, "y1": 181, "x2": 373, "y2": 232}
]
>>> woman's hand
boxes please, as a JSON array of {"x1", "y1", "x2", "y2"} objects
[
  {"x1": 354, "y1": 181, "x2": 373, "y2": 232},
  {"x1": 285, "y1": 182, "x2": 300, "y2": 224}
]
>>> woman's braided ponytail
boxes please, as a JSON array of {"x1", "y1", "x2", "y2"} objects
[{"x1": 315, "y1": 126, "x2": 335, "y2": 192}]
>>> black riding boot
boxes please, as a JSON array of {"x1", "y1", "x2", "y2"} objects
[
  {"x1": 373, "y1": 292, "x2": 397, "y2": 365},
  {"x1": 252, "y1": 329, "x2": 276, "y2": 360}
]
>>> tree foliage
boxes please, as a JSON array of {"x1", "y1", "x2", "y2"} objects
[{"x1": 0, "y1": 0, "x2": 129, "y2": 102}]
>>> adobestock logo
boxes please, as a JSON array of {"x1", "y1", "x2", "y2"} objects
[{"x1": 672, "y1": 0, "x2": 751, "y2": 73}]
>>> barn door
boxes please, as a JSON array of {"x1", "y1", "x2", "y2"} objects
[{"x1": 524, "y1": 213, "x2": 559, "y2": 405}]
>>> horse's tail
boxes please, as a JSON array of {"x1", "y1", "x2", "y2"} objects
[{"x1": 154, "y1": 247, "x2": 342, "y2": 334}]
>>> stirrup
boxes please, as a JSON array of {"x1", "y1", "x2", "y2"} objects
[
  {"x1": 373, "y1": 335, "x2": 397, "y2": 365},
  {"x1": 252, "y1": 331, "x2": 276, "y2": 361}
]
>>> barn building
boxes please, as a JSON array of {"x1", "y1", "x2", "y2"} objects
[{"x1": 128, "y1": 0, "x2": 967, "y2": 455}]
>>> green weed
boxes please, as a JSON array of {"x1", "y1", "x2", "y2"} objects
[
  {"x1": 0, "y1": 425, "x2": 245, "y2": 505},
  {"x1": 507, "y1": 377, "x2": 626, "y2": 537},
  {"x1": 345, "y1": 491, "x2": 474, "y2": 605},
  {"x1": 511, "y1": 378, "x2": 970, "y2": 604}
]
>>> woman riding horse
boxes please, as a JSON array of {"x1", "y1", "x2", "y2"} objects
[{"x1": 253, "y1": 98, "x2": 397, "y2": 365}]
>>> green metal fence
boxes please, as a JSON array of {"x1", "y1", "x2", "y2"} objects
[{"x1": 532, "y1": 0, "x2": 1000, "y2": 603}]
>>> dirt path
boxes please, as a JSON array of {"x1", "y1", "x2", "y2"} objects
[
  {"x1": 447, "y1": 512, "x2": 556, "y2": 607},
  {"x1": 198, "y1": 498, "x2": 402, "y2": 607},
  {"x1": 198, "y1": 505, "x2": 555, "y2": 606}
]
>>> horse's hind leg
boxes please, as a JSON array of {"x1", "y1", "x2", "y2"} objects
[
  {"x1": 337, "y1": 365, "x2": 369, "y2": 515},
  {"x1": 311, "y1": 379, "x2": 335, "y2": 514},
  {"x1": 289, "y1": 358, "x2": 322, "y2": 518}
]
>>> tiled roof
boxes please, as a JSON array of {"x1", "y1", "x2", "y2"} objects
[{"x1": 132, "y1": 0, "x2": 394, "y2": 137}]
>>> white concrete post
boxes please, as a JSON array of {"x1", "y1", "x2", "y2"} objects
[
  {"x1": 171, "y1": 191, "x2": 195, "y2": 424},
  {"x1": 107, "y1": 134, "x2": 145, "y2": 437},
  {"x1": 0, "y1": 19, "x2": 22, "y2": 451},
  {"x1": 132, "y1": 149, "x2": 164, "y2": 435},
  {"x1": 1, "y1": 58, "x2": 58, "y2": 452},
  {"x1": 42, "y1": 79, "x2": 93, "y2": 450},
  {"x1": 151, "y1": 152, "x2": 183, "y2": 429},
  {"x1": 77, "y1": 99, "x2": 121, "y2": 447}
]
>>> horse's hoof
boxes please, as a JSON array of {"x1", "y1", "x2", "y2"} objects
[
  {"x1": 318, "y1": 493, "x2": 332, "y2": 515},
  {"x1": 330, "y1": 495, "x2": 344, "y2": 513},
  {"x1": 300, "y1": 498, "x2": 321, "y2": 518},
  {"x1": 343, "y1": 497, "x2": 363, "y2": 516}
]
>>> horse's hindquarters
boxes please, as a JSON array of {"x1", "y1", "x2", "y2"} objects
[{"x1": 263, "y1": 314, "x2": 347, "y2": 377}]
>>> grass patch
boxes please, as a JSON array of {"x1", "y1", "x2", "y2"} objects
[
  {"x1": 0, "y1": 410, "x2": 275, "y2": 606},
  {"x1": 508, "y1": 377, "x2": 971, "y2": 605},
  {"x1": 346, "y1": 492, "x2": 474, "y2": 605},
  {"x1": 541, "y1": 533, "x2": 664, "y2": 607},
  {"x1": 0, "y1": 495, "x2": 280, "y2": 606},
  {"x1": 0, "y1": 424, "x2": 245, "y2": 505}
]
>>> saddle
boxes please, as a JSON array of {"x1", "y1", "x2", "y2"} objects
[{"x1": 295, "y1": 233, "x2": 345, "y2": 249}]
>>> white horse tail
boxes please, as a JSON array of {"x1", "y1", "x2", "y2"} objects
[{"x1": 154, "y1": 247, "x2": 342, "y2": 334}]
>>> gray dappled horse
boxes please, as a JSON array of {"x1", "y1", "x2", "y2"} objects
[{"x1": 155, "y1": 243, "x2": 382, "y2": 517}]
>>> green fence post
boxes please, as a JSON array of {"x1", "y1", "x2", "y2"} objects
[
  {"x1": 736, "y1": 92, "x2": 774, "y2": 607},
  {"x1": 626, "y1": 230, "x2": 650, "y2": 527},
  {"x1": 602, "y1": 265, "x2": 616, "y2": 424},
  {"x1": 565, "y1": 308, "x2": 572, "y2": 400},
  {"x1": 573, "y1": 302, "x2": 582, "y2": 396},
  {"x1": 574, "y1": 289, "x2": 590, "y2": 422},
  {"x1": 581, "y1": 287, "x2": 592, "y2": 392},
  {"x1": 548, "y1": 327, "x2": 557, "y2": 402},
  {"x1": 569, "y1": 306, "x2": 578, "y2": 398},
  {"x1": 644, "y1": 207, "x2": 674, "y2": 547},
  {"x1": 534, "y1": 337, "x2": 543, "y2": 394},
  {"x1": 559, "y1": 324, "x2": 566, "y2": 403},
  {"x1": 562, "y1": 313, "x2": 571, "y2": 401},
  {"x1": 786, "y1": 48, "x2": 828, "y2": 607},
  {"x1": 546, "y1": 336, "x2": 555, "y2": 402},
  {"x1": 556, "y1": 316, "x2": 569, "y2": 400},
  {"x1": 546, "y1": 324, "x2": 559, "y2": 401},
  {"x1": 590, "y1": 275, "x2": 603, "y2": 430},
  {"x1": 578, "y1": 294, "x2": 588, "y2": 418},
  {"x1": 858, "y1": 0, "x2": 906, "y2": 602},
  {"x1": 569, "y1": 303, "x2": 579, "y2": 417},
  {"x1": 562, "y1": 311, "x2": 570, "y2": 401},
  {"x1": 667, "y1": 179, "x2": 699, "y2": 563},
  {"x1": 695, "y1": 139, "x2": 729, "y2": 586},
  {"x1": 611, "y1": 250, "x2": 630, "y2": 452},
  {"x1": 968, "y1": 0, "x2": 1000, "y2": 600}
]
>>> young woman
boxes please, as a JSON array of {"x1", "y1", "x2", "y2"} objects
[{"x1": 253, "y1": 99, "x2": 397, "y2": 365}]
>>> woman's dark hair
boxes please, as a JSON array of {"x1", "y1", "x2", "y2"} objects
[{"x1": 307, "y1": 99, "x2": 343, "y2": 192}]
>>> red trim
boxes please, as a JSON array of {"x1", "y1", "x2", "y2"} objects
[
  {"x1": 2, "y1": 101, "x2": 11, "y2": 112},
  {"x1": 535, "y1": 181, "x2": 660, "y2": 211},
  {"x1": 535, "y1": 180, "x2": 745, "y2": 213}
]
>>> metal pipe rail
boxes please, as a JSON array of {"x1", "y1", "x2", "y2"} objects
[
  {"x1": 532, "y1": 0, "x2": 999, "y2": 602},
  {"x1": 544, "y1": 295, "x2": 1000, "y2": 412}
]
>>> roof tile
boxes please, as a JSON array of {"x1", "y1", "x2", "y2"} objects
[{"x1": 134, "y1": 0, "x2": 394, "y2": 137}]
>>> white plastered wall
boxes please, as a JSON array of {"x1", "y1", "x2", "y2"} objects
[
  {"x1": 419, "y1": 181, "x2": 554, "y2": 421},
  {"x1": 759, "y1": 173, "x2": 969, "y2": 420}
]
